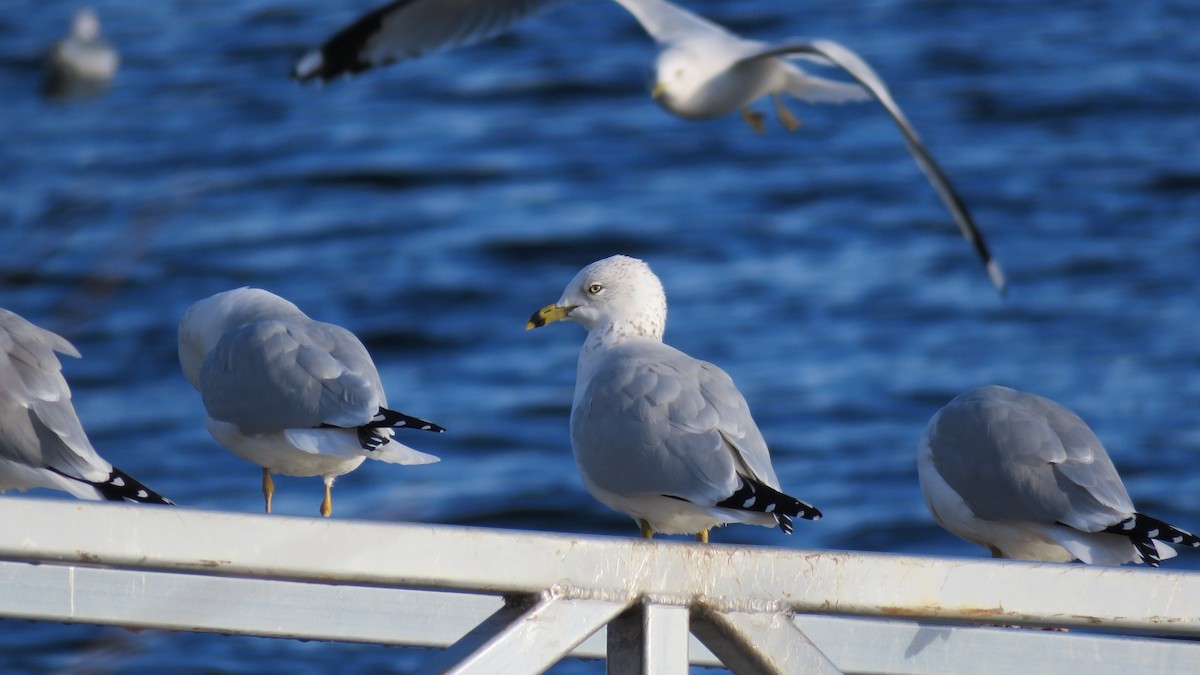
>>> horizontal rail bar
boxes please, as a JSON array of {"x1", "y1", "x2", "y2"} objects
[
  {"x1": 0, "y1": 498, "x2": 1196, "y2": 636},
  {"x1": 4, "y1": 559, "x2": 1200, "y2": 674},
  {"x1": 3, "y1": 555, "x2": 1200, "y2": 673}
]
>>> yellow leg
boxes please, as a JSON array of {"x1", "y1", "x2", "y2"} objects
[
  {"x1": 772, "y1": 94, "x2": 802, "y2": 132},
  {"x1": 262, "y1": 468, "x2": 274, "y2": 514},
  {"x1": 638, "y1": 519, "x2": 654, "y2": 540},
  {"x1": 740, "y1": 107, "x2": 766, "y2": 134},
  {"x1": 695, "y1": 529, "x2": 709, "y2": 543},
  {"x1": 320, "y1": 483, "x2": 333, "y2": 518}
]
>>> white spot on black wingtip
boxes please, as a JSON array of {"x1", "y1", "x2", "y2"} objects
[
  {"x1": 811, "y1": 513, "x2": 822, "y2": 521},
  {"x1": 987, "y1": 260, "x2": 1007, "y2": 296},
  {"x1": 764, "y1": 503, "x2": 775, "y2": 513},
  {"x1": 110, "y1": 477, "x2": 126, "y2": 487},
  {"x1": 421, "y1": 424, "x2": 433, "y2": 431},
  {"x1": 742, "y1": 495, "x2": 756, "y2": 508},
  {"x1": 1148, "y1": 528, "x2": 1160, "y2": 538},
  {"x1": 137, "y1": 490, "x2": 148, "y2": 499},
  {"x1": 293, "y1": 50, "x2": 324, "y2": 80}
]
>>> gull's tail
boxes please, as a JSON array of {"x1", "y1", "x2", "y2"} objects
[
  {"x1": 716, "y1": 476, "x2": 822, "y2": 535},
  {"x1": 1101, "y1": 513, "x2": 1200, "y2": 567}
]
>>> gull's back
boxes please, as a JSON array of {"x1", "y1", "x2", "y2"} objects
[
  {"x1": 0, "y1": 309, "x2": 110, "y2": 489},
  {"x1": 571, "y1": 338, "x2": 779, "y2": 502}
]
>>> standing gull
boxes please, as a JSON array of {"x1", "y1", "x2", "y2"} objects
[
  {"x1": 178, "y1": 288, "x2": 443, "y2": 517},
  {"x1": 526, "y1": 255, "x2": 820, "y2": 541},
  {"x1": 0, "y1": 309, "x2": 171, "y2": 504},
  {"x1": 293, "y1": 0, "x2": 1005, "y2": 294},
  {"x1": 919, "y1": 385, "x2": 1199, "y2": 567}
]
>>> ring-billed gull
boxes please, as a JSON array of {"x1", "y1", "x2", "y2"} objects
[
  {"x1": 44, "y1": 8, "x2": 119, "y2": 97},
  {"x1": 526, "y1": 255, "x2": 820, "y2": 541},
  {"x1": 292, "y1": 0, "x2": 1005, "y2": 294},
  {"x1": 919, "y1": 385, "x2": 1199, "y2": 567},
  {"x1": 0, "y1": 309, "x2": 171, "y2": 504},
  {"x1": 178, "y1": 288, "x2": 444, "y2": 517}
]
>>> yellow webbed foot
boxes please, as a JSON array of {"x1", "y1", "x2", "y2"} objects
[
  {"x1": 740, "y1": 107, "x2": 766, "y2": 134},
  {"x1": 320, "y1": 483, "x2": 333, "y2": 518},
  {"x1": 773, "y1": 94, "x2": 802, "y2": 132},
  {"x1": 262, "y1": 468, "x2": 274, "y2": 514},
  {"x1": 639, "y1": 519, "x2": 654, "y2": 540}
]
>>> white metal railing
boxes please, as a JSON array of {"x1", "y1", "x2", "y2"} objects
[{"x1": 1, "y1": 497, "x2": 1199, "y2": 673}]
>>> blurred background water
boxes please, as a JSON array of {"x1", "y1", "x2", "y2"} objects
[{"x1": 1, "y1": 0, "x2": 1198, "y2": 671}]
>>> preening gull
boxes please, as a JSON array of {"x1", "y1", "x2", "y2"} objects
[
  {"x1": 178, "y1": 288, "x2": 443, "y2": 517},
  {"x1": 44, "y1": 8, "x2": 119, "y2": 97},
  {"x1": 919, "y1": 385, "x2": 1199, "y2": 567},
  {"x1": 526, "y1": 255, "x2": 820, "y2": 541},
  {"x1": 293, "y1": 0, "x2": 1005, "y2": 293},
  {"x1": 0, "y1": 309, "x2": 171, "y2": 504}
]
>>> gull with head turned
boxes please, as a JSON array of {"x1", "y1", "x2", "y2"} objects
[
  {"x1": 0, "y1": 308, "x2": 171, "y2": 504},
  {"x1": 920, "y1": 385, "x2": 1200, "y2": 567},
  {"x1": 179, "y1": 288, "x2": 444, "y2": 517}
]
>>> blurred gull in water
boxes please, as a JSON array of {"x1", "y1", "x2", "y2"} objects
[
  {"x1": 0, "y1": 308, "x2": 172, "y2": 504},
  {"x1": 293, "y1": 0, "x2": 1005, "y2": 294},
  {"x1": 44, "y1": 8, "x2": 119, "y2": 100},
  {"x1": 526, "y1": 255, "x2": 820, "y2": 541},
  {"x1": 919, "y1": 385, "x2": 1200, "y2": 567},
  {"x1": 178, "y1": 288, "x2": 444, "y2": 517}
]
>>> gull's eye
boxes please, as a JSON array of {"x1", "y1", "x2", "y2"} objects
[
  {"x1": 674, "y1": 68, "x2": 685, "y2": 80},
  {"x1": 587, "y1": 283, "x2": 603, "y2": 295}
]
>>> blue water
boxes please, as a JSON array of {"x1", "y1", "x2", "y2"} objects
[{"x1": 2, "y1": 0, "x2": 1199, "y2": 671}]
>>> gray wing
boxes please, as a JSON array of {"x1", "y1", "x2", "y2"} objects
[
  {"x1": 294, "y1": 0, "x2": 568, "y2": 82},
  {"x1": 199, "y1": 317, "x2": 385, "y2": 435},
  {"x1": 0, "y1": 309, "x2": 110, "y2": 481},
  {"x1": 611, "y1": 0, "x2": 736, "y2": 45},
  {"x1": 928, "y1": 386, "x2": 1135, "y2": 531},
  {"x1": 571, "y1": 341, "x2": 778, "y2": 504},
  {"x1": 737, "y1": 38, "x2": 1005, "y2": 295}
]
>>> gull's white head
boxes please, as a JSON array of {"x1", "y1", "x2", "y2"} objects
[
  {"x1": 651, "y1": 41, "x2": 757, "y2": 121},
  {"x1": 527, "y1": 255, "x2": 667, "y2": 342},
  {"x1": 178, "y1": 288, "x2": 306, "y2": 389},
  {"x1": 71, "y1": 8, "x2": 101, "y2": 41},
  {"x1": 650, "y1": 47, "x2": 709, "y2": 116}
]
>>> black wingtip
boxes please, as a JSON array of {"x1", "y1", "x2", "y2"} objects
[
  {"x1": 293, "y1": 0, "x2": 404, "y2": 84},
  {"x1": 715, "y1": 476, "x2": 821, "y2": 534},
  {"x1": 1101, "y1": 513, "x2": 1200, "y2": 566},
  {"x1": 371, "y1": 407, "x2": 446, "y2": 434},
  {"x1": 87, "y1": 467, "x2": 174, "y2": 505}
]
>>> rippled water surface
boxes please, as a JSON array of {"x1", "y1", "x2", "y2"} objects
[{"x1": 2, "y1": 0, "x2": 1199, "y2": 671}]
